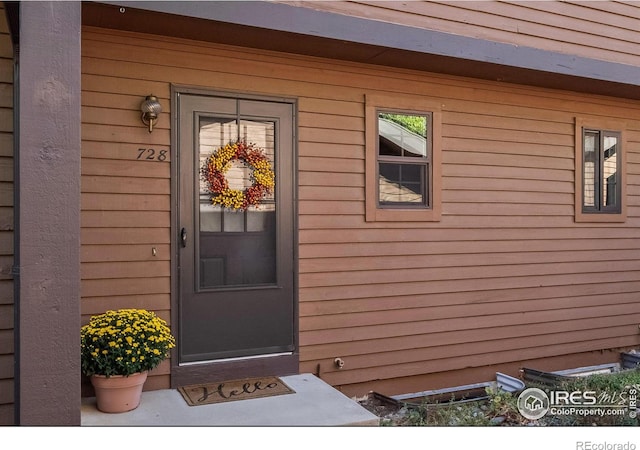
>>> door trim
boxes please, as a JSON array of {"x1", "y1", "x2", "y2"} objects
[{"x1": 170, "y1": 85, "x2": 299, "y2": 388}]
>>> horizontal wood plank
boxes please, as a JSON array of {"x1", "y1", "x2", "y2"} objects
[
  {"x1": 300, "y1": 314, "x2": 640, "y2": 361},
  {"x1": 82, "y1": 260, "x2": 170, "y2": 280},
  {"x1": 0, "y1": 328, "x2": 13, "y2": 355},
  {"x1": 82, "y1": 175, "x2": 170, "y2": 194},
  {"x1": 300, "y1": 301, "x2": 640, "y2": 345},
  {"x1": 81, "y1": 228, "x2": 169, "y2": 245},
  {"x1": 81, "y1": 294, "x2": 171, "y2": 315},
  {"x1": 303, "y1": 323, "x2": 640, "y2": 371},
  {"x1": 301, "y1": 291, "x2": 640, "y2": 332},
  {"x1": 299, "y1": 271, "x2": 640, "y2": 302},
  {"x1": 0, "y1": 304, "x2": 12, "y2": 329},
  {"x1": 81, "y1": 277, "x2": 170, "y2": 298},
  {"x1": 82, "y1": 210, "x2": 169, "y2": 228},
  {"x1": 82, "y1": 244, "x2": 170, "y2": 262},
  {"x1": 312, "y1": 336, "x2": 639, "y2": 386},
  {"x1": 81, "y1": 193, "x2": 169, "y2": 211},
  {"x1": 0, "y1": 379, "x2": 13, "y2": 404}
]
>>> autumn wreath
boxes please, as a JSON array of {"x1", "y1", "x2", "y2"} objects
[{"x1": 201, "y1": 141, "x2": 275, "y2": 210}]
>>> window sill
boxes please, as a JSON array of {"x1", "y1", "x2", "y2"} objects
[{"x1": 574, "y1": 211, "x2": 626, "y2": 223}]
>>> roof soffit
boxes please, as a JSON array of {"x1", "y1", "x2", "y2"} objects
[{"x1": 85, "y1": 1, "x2": 640, "y2": 100}]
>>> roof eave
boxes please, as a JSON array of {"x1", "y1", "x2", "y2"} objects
[{"x1": 86, "y1": 1, "x2": 640, "y2": 100}]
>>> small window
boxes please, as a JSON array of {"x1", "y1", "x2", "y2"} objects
[
  {"x1": 365, "y1": 94, "x2": 441, "y2": 222},
  {"x1": 582, "y1": 129, "x2": 620, "y2": 213},
  {"x1": 377, "y1": 112, "x2": 430, "y2": 207},
  {"x1": 575, "y1": 118, "x2": 626, "y2": 222}
]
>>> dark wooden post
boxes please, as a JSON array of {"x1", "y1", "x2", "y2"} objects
[{"x1": 16, "y1": 1, "x2": 81, "y2": 425}]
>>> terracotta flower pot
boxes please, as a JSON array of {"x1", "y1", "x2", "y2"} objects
[{"x1": 90, "y1": 371, "x2": 148, "y2": 413}]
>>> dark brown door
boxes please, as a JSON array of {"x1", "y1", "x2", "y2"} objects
[{"x1": 176, "y1": 93, "x2": 295, "y2": 374}]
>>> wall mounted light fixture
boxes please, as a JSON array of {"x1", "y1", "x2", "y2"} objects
[{"x1": 140, "y1": 95, "x2": 162, "y2": 133}]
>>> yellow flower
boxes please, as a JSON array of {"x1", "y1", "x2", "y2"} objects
[{"x1": 81, "y1": 308, "x2": 175, "y2": 377}]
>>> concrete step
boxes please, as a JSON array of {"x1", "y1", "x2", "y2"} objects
[{"x1": 81, "y1": 373, "x2": 379, "y2": 426}]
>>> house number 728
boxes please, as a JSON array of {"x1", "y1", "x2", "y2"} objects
[{"x1": 137, "y1": 148, "x2": 168, "y2": 161}]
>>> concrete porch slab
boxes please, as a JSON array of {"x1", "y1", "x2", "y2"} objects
[{"x1": 81, "y1": 373, "x2": 379, "y2": 426}]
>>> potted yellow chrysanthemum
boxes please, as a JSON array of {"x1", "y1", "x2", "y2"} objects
[{"x1": 80, "y1": 309, "x2": 176, "y2": 413}]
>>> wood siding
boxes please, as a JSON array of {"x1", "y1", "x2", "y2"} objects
[
  {"x1": 81, "y1": 30, "x2": 172, "y2": 391},
  {"x1": 281, "y1": 0, "x2": 640, "y2": 67},
  {"x1": 81, "y1": 25, "x2": 640, "y2": 396},
  {"x1": 0, "y1": 2, "x2": 13, "y2": 425}
]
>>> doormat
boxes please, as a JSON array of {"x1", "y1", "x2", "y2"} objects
[{"x1": 178, "y1": 376, "x2": 295, "y2": 406}]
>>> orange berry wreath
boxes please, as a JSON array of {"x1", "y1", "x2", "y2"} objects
[{"x1": 201, "y1": 141, "x2": 276, "y2": 211}]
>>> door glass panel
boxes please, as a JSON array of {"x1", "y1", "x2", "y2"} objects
[
  {"x1": 223, "y1": 211, "x2": 244, "y2": 232},
  {"x1": 199, "y1": 195, "x2": 222, "y2": 232},
  {"x1": 198, "y1": 116, "x2": 277, "y2": 288},
  {"x1": 199, "y1": 118, "x2": 237, "y2": 232}
]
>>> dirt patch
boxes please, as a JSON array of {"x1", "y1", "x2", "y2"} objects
[
  {"x1": 356, "y1": 393, "x2": 414, "y2": 426},
  {"x1": 356, "y1": 391, "x2": 532, "y2": 426}
]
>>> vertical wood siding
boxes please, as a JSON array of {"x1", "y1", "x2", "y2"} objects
[
  {"x1": 0, "y1": 2, "x2": 13, "y2": 425},
  {"x1": 81, "y1": 26, "x2": 640, "y2": 396},
  {"x1": 280, "y1": 0, "x2": 640, "y2": 67}
]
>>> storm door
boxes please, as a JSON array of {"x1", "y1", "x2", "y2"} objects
[{"x1": 176, "y1": 92, "x2": 295, "y2": 378}]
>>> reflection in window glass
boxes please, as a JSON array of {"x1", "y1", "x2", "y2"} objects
[
  {"x1": 378, "y1": 114, "x2": 427, "y2": 158},
  {"x1": 583, "y1": 131, "x2": 597, "y2": 208},
  {"x1": 379, "y1": 163, "x2": 424, "y2": 204},
  {"x1": 247, "y1": 204, "x2": 275, "y2": 232},
  {"x1": 582, "y1": 129, "x2": 621, "y2": 213},
  {"x1": 199, "y1": 117, "x2": 238, "y2": 232},
  {"x1": 200, "y1": 195, "x2": 222, "y2": 232},
  {"x1": 223, "y1": 210, "x2": 244, "y2": 232},
  {"x1": 377, "y1": 112, "x2": 430, "y2": 207},
  {"x1": 603, "y1": 136, "x2": 618, "y2": 208}
]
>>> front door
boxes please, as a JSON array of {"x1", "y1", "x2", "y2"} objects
[{"x1": 174, "y1": 91, "x2": 296, "y2": 385}]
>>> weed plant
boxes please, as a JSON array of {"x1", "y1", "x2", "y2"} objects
[
  {"x1": 398, "y1": 369, "x2": 640, "y2": 426},
  {"x1": 538, "y1": 369, "x2": 640, "y2": 426}
]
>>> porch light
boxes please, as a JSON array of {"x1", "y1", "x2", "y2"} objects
[{"x1": 140, "y1": 95, "x2": 162, "y2": 133}]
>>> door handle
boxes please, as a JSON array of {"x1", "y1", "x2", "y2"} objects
[{"x1": 180, "y1": 228, "x2": 187, "y2": 248}]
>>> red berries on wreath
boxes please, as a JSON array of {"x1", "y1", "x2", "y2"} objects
[{"x1": 201, "y1": 141, "x2": 275, "y2": 211}]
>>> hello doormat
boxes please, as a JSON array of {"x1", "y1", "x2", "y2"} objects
[{"x1": 178, "y1": 376, "x2": 295, "y2": 406}]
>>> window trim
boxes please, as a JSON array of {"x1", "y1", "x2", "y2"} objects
[
  {"x1": 574, "y1": 117, "x2": 627, "y2": 223},
  {"x1": 365, "y1": 94, "x2": 442, "y2": 222}
]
